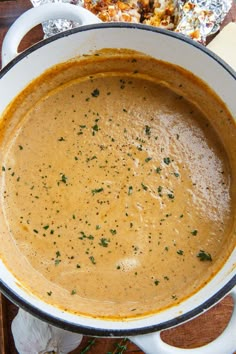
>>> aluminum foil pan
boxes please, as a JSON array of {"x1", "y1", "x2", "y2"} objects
[{"x1": 30, "y1": 0, "x2": 233, "y2": 44}]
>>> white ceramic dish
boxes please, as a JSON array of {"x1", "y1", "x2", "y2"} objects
[{"x1": 0, "y1": 4, "x2": 235, "y2": 353}]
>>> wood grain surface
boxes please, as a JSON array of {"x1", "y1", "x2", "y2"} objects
[{"x1": 0, "y1": 1, "x2": 236, "y2": 353}]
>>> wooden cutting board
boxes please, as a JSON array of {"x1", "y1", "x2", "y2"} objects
[{"x1": 0, "y1": 1, "x2": 235, "y2": 353}]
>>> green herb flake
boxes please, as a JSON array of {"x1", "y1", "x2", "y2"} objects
[
  {"x1": 163, "y1": 157, "x2": 171, "y2": 165},
  {"x1": 56, "y1": 251, "x2": 61, "y2": 258},
  {"x1": 18, "y1": 145, "x2": 23, "y2": 150},
  {"x1": 145, "y1": 157, "x2": 152, "y2": 163},
  {"x1": 92, "y1": 124, "x2": 99, "y2": 131},
  {"x1": 174, "y1": 172, "x2": 180, "y2": 177},
  {"x1": 156, "y1": 167, "x2": 162, "y2": 174},
  {"x1": 55, "y1": 259, "x2": 61, "y2": 266},
  {"x1": 145, "y1": 125, "x2": 151, "y2": 136},
  {"x1": 92, "y1": 187, "x2": 104, "y2": 195},
  {"x1": 71, "y1": 289, "x2": 76, "y2": 295},
  {"x1": 128, "y1": 186, "x2": 133, "y2": 195},
  {"x1": 141, "y1": 182, "x2": 148, "y2": 191},
  {"x1": 58, "y1": 137, "x2": 65, "y2": 141},
  {"x1": 99, "y1": 238, "x2": 110, "y2": 247},
  {"x1": 177, "y1": 249, "x2": 184, "y2": 255},
  {"x1": 89, "y1": 256, "x2": 96, "y2": 264},
  {"x1": 60, "y1": 174, "x2": 67, "y2": 184},
  {"x1": 91, "y1": 88, "x2": 100, "y2": 97},
  {"x1": 191, "y1": 229, "x2": 198, "y2": 236},
  {"x1": 110, "y1": 229, "x2": 117, "y2": 235},
  {"x1": 86, "y1": 155, "x2": 97, "y2": 162},
  {"x1": 197, "y1": 250, "x2": 212, "y2": 262},
  {"x1": 2, "y1": 166, "x2": 5, "y2": 172},
  {"x1": 43, "y1": 225, "x2": 49, "y2": 230},
  {"x1": 47, "y1": 291, "x2": 52, "y2": 296},
  {"x1": 154, "y1": 279, "x2": 160, "y2": 286}
]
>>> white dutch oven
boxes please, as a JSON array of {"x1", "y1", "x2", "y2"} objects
[{"x1": 0, "y1": 3, "x2": 236, "y2": 353}]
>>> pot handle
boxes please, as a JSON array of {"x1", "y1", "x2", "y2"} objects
[
  {"x1": 1, "y1": 3, "x2": 101, "y2": 67},
  {"x1": 130, "y1": 288, "x2": 236, "y2": 354}
]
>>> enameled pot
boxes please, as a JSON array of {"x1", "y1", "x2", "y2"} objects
[{"x1": 0, "y1": 4, "x2": 235, "y2": 353}]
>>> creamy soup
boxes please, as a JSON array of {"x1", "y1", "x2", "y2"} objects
[{"x1": 0, "y1": 50, "x2": 235, "y2": 319}]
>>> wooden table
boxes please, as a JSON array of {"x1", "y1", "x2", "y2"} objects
[{"x1": 0, "y1": 1, "x2": 235, "y2": 353}]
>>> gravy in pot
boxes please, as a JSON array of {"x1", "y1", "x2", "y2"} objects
[{"x1": 0, "y1": 50, "x2": 235, "y2": 319}]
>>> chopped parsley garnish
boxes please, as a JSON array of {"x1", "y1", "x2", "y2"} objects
[
  {"x1": 60, "y1": 174, "x2": 67, "y2": 184},
  {"x1": 92, "y1": 124, "x2": 99, "y2": 132},
  {"x1": 197, "y1": 250, "x2": 212, "y2": 261},
  {"x1": 163, "y1": 157, "x2": 171, "y2": 165},
  {"x1": 145, "y1": 157, "x2": 152, "y2": 163},
  {"x1": 58, "y1": 137, "x2": 65, "y2": 141},
  {"x1": 191, "y1": 229, "x2": 198, "y2": 236},
  {"x1": 137, "y1": 144, "x2": 143, "y2": 151},
  {"x1": 99, "y1": 238, "x2": 110, "y2": 247},
  {"x1": 56, "y1": 251, "x2": 61, "y2": 258},
  {"x1": 55, "y1": 259, "x2": 61, "y2": 266},
  {"x1": 91, "y1": 88, "x2": 100, "y2": 97},
  {"x1": 110, "y1": 229, "x2": 117, "y2": 235},
  {"x1": 145, "y1": 125, "x2": 151, "y2": 136},
  {"x1": 86, "y1": 155, "x2": 97, "y2": 162},
  {"x1": 141, "y1": 183, "x2": 148, "y2": 191},
  {"x1": 128, "y1": 186, "x2": 133, "y2": 195},
  {"x1": 89, "y1": 256, "x2": 96, "y2": 264},
  {"x1": 92, "y1": 187, "x2": 104, "y2": 195}
]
